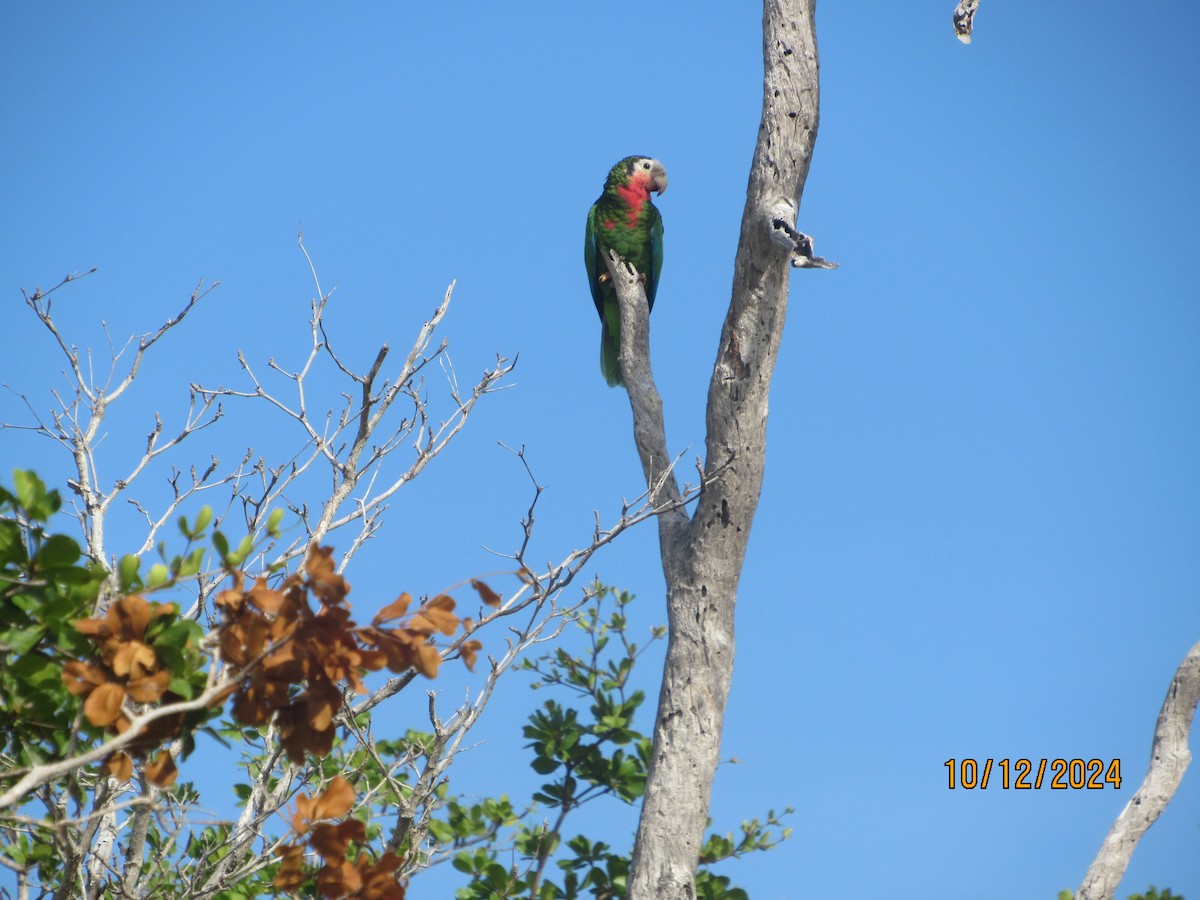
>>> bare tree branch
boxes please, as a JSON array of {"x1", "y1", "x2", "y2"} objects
[
  {"x1": 5, "y1": 273, "x2": 217, "y2": 567},
  {"x1": 603, "y1": 252, "x2": 689, "y2": 527},
  {"x1": 191, "y1": 245, "x2": 516, "y2": 585},
  {"x1": 1, "y1": 246, "x2": 530, "y2": 897},
  {"x1": 1076, "y1": 638, "x2": 1200, "y2": 900},
  {"x1": 0, "y1": 673, "x2": 232, "y2": 811}
]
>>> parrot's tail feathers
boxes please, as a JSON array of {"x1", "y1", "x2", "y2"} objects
[{"x1": 600, "y1": 327, "x2": 623, "y2": 387}]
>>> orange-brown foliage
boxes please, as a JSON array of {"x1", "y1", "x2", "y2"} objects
[
  {"x1": 278, "y1": 778, "x2": 407, "y2": 899},
  {"x1": 64, "y1": 543, "x2": 498, "y2": 893}
]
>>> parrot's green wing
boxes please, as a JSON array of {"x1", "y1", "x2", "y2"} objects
[
  {"x1": 585, "y1": 202, "x2": 622, "y2": 386},
  {"x1": 584, "y1": 203, "x2": 602, "y2": 316},
  {"x1": 647, "y1": 208, "x2": 664, "y2": 311}
]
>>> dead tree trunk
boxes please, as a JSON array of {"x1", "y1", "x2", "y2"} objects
[{"x1": 615, "y1": 1, "x2": 827, "y2": 895}]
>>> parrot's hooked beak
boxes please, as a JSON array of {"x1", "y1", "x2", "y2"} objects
[{"x1": 651, "y1": 165, "x2": 668, "y2": 195}]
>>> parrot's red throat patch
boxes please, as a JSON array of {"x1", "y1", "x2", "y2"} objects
[{"x1": 616, "y1": 180, "x2": 651, "y2": 229}]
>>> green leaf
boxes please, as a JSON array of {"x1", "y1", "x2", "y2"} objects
[
  {"x1": 13, "y1": 470, "x2": 59, "y2": 520},
  {"x1": 226, "y1": 534, "x2": 254, "y2": 568},
  {"x1": 266, "y1": 508, "x2": 284, "y2": 536},
  {"x1": 34, "y1": 534, "x2": 81, "y2": 570},
  {"x1": 9, "y1": 649, "x2": 60, "y2": 688},
  {"x1": 3, "y1": 624, "x2": 46, "y2": 655},
  {"x1": 177, "y1": 547, "x2": 206, "y2": 578},
  {"x1": 146, "y1": 563, "x2": 170, "y2": 588},
  {"x1": 452, "y1": 851, "x2": 484, "y2": 875},
  {"x1": 0, "y1": 519, "x2": 26, "y2": 565},
  {"x1": 193, "y1": 505, "x2": 214, "y2": 535},
  {"x1": 180, "y1": 506, "x2": 215, "y2": 539},
  {"x1": 155, "y1": 620, "x2": 202, "y2": 671},
  {"x1": 118, "y1": 554, "x2": 142, "y2": 592},
  {"x1": 1, "y1": 840, "x2": 27, "y2": 866}
]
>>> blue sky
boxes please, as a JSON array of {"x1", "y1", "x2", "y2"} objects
[{"x1": 3, "y1": 2, "x2": 1199, "y2": 897}]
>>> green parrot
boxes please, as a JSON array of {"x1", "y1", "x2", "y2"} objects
[{"x1": 584, "y1": 156, "x2": 667, "y2": 387}]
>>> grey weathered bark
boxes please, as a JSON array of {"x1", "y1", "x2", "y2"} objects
[
  {"x1": 614, "y1": 1, "x2": 827, "y2": 896},
  {"x1": 1076, "y1": 638, "x2": 1200, "y2": 900}
]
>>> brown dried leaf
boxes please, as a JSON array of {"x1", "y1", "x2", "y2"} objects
[
  {"x1": 111, "y1": 640, "x2": 158, "y2": 679},
  {"x1": 61, "y1": 660, "x2": 107, "y2": 696},
  {"x1": 214, "y1": 588, "x2": 244, "y2": 612},
  {"x1": 104, "y1": 750, "x2": 133, "y2": 782},
  {"x1": 361, "y1": 627, "x2": 419, "y2": 673},
  {"x1": 110, "y1": 594, "x2": 154, "y2": 640},
  {"x1": 84, "y1": 682, "x2": 126, "y2": 727},
  {"x1": 413, "y1": 644, "x2": 441, "y2": 678},
  {"x1": 248, "y1": 578, "x2": 289, "y2": 615},
  {"x1": 144, "y1": 749, "x2": 178, "y2": 787},
  {"x1": 356, "y1": 648, "x2": 388, "y2": 674},
  {"x1": 261, "y1": 643, "x2": 298, "y2": 681},
  {"x1": 471, "y1": 579, "x2": 502, "y2": 608},
  {"x1": 293, "y1": 791, "x2": 315, "y2": 833},
  {"x1": 310, "y1": 819, "x2": 366, "y2": 862},
  {"x1": 372, "y1": 592, "x2": 412, "y2": 625},
  {"x1": 362, "y1": 880, "x2": 407, "y2": 900},
  {"x1": 219, "y1": 624, "x2": 250, "y2": 666},
  {"x1": 367, "y1": 851, "x2": 402, "y2": 876},
  {"x1": 459, "y1": 640, "x2": 483, "y2": 672},
  {"x1": 274, "y1": 844, "x2": 306, "y2": 890},
  {"x1": 71, "y1": 615, "x2": 110, "y2": 638},
  {"x1": 303, "y1": 722, "x2": 336, "y2": 761},
  {"x1": 126, "y1": 669, "x2": 170, "y2": 703},
  {"x1": 312, "y1": 775, "x2": 355, "y2": 820},
  {"x1": 304, "y1": 679, "x2": 342, "y2": 733},
  {"x1": 231, "y1": 681, "x2": 270, "y2": 727},
  {"x1": 268, "y1": 613, "x2": 298, "y2": 645},
  {"x1": 280, "y1": 702, "x2": 336, "y2": 763},
  {"x1": 306, "y1": 544, "x2": 350, "y2": 606},
  {"x1": 409, "y1": 610, "x2": 458, "y2": 637},
  {"x1": 426, "y1": 594, "x2": 456, "y2": 612},
  {"x1": 316, "y1": 859, "x2": 362, "y2": 898},
  {"x1": 382, "y1": 645, "x2": 416, "y2": 673},
  {"x1": 363, "y1": 882, "x2": 407, "y2": 900},
  {"x1": 360, "y1": 853, "x2": 407, "y2": 900}
]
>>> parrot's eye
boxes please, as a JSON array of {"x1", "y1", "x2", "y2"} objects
[{"x1": 642, "y1": 162, "x2": 651, "y2": 169}]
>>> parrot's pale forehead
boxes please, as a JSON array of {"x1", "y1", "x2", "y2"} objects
[
  {"x1": 621, "y1": 156, "x2": 658, "y2": 172},
  {"x1": 609, "y1": 156, "x2": 664, "y2": 182}
]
